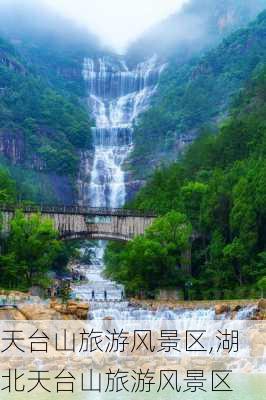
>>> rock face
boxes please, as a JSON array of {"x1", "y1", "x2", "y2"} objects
[
  {"x1": 0, "y1": 130, "x2": 25, "y2": 165},
  {"x1": 0, "y1": 51, "x2": 25, "y2": 74},
  {"x1": 125, "y1": 179, "x2": 145, "y2": 203},
  {"x1": 0, "y1": 129, "x2": 76, "y2": 204}
]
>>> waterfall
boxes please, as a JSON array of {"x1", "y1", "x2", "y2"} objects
[
  {"x1": 75, "y1": 55, "x2": 164, "y2": 304},
  {"x1": 78, "y1": 54, "x2": 163, "y2": 208}
]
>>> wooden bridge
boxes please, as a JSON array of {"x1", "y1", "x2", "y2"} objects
[{"x1": 0, "y1": 205, "x2": 157, "y2": 242}]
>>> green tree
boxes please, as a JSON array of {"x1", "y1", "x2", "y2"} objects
[
  {"x1": 181, "y1": 181, "x2": 208, "y2": 230},
  {"x1": 1, "y1": 211, "x2": 61, "y2": 288},
  {"x1": 105, "y1": 212, "x2": 192, "y2": 295}
]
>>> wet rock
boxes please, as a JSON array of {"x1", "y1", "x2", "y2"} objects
[
  {"x1": 66, "y1": 300, "x2": 78, "y2": 314},
  {"x1": 258, "y1": 299, "x2": 266, "y2": 311},
  {"x1": 50, "y1": 298, "x2": 58, "y2": 309},
  {"x1": 215, "y1": 304, "x2": 231, "y2": 315},
  {"x1": 232, "y1": 305, "x2": 242, "y2": 312},
  {"x1": 76, "y1": 304, "x2": 89, "y2": 320}
]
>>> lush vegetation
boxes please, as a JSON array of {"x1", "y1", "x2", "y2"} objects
[
  {"x1": 0, "y1": 211, "x2": 61, "y2": 289},
  {"x1": 130, "y1": 11, "x2": 266, "y2": 179},
  {"x1": 0, "y1": 9, "x2": 98, "y2": 290},
  {"x1": 105, "y1": 212, "x2": 192, "y2": 295},
  {"x1": 0, "y1": 168, "x2": 76, "y2": 290},
  {"x1": 105, "y1": 64, "x2": 266, "y2": 300},
  {"x1": 0, "y1": 37, "x2": 92, "y2": 177}
]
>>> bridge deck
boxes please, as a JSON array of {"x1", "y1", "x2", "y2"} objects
[{"x1": 0, "y1": 205, "x2": 157, "y2": 218}]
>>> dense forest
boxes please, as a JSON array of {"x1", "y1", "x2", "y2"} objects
[
  {"x1": 105, "y1": 61, "x2": 266, "y2": 300},
  {"x1": 0, "y1": 37, "x2": 92, "y2": 173},
  {"x1": 0, "y1": 34, "x2": 93, "y2": 203},
  {"x1": 130, "y1": 10, "x2": 266, "y2": 179}
]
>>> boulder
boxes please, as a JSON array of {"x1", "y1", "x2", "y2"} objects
[
  {"x1": 50, "y1": 299, "x2": 58, "y2": 309},
  {"x1": 67, "y1": 305, "x2": 78, "y2": 314},
  {"x1": 67, "y1": 300, "x2": 79, "y2": 307},
  {"x1": 18, "y1": 304, "x2": 63, "y2": 320},
  {"x1": 76, "y1": 303, "x2": 89, "y2": 320},
  {"x1": 215, "y1": 304, "x2": 231, "y2": 315},
  {"x1": 258, "y1": 299, "x2": 266, "y2": 311}
]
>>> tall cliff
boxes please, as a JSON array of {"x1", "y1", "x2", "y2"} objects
[{"x1": 0, "y1": 35, "x2": 93, "y2": 204}]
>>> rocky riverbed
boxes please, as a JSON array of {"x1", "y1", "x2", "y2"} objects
[
  {"x1": 129, "y1": 298, "x2": 266, "y2": 320},
  {"x1": 0, "y1": 290, "x2": 90, "y2": 320},
  {"x1": 0, "y1": 289, "x2": 265, "y2": 320}
]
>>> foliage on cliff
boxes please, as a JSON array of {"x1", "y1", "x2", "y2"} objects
[
  {"x1": 130, "y1": 10, "x2": 266, "y2": 179},
  {"x1": 0, "y1": 36, "x2": 92, "y2": 177},
  {"x1": 105, "y1": 65, "x2": 266, "y2": 299},
  {"x1": 0, "y1": 0, "x2": 100, "y2": 95}
]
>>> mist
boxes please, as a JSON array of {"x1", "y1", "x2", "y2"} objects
[
  {"x1": 44, "y1": 0, "x2": 188, "y2": 53},
  {"x1": 0, "y1": 0, "x2": 265, "y2": 57},
  {"x1": 0, "y1": 0, "x2": 188, "y2": 54},
  {"x1": 127, "y1": 0, "x2": 266, "y2": 60}
]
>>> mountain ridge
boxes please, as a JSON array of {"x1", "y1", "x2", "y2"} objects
[{"x1": 129, "y1": 9, "x2": 266, "y2": 180}]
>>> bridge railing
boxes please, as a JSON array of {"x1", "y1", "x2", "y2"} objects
[{"x1": 0, "y1": 204, "x2": 157, "y2": 218}]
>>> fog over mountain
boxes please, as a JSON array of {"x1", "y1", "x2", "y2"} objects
[
  {"x1": 127, "y1": 0, "x2": 266, "y2": 60},
  {"x1": 44, "y1": 0, "x2": 188, "y2": 53},
  {"x1": 0, "y1": 0, "x2": 265, "y2": 58},
  {"x1": 0, "y1": 0, "x2": 187, "y2": 54},
  {"x1": 0, "y1": 0, "x2": 100, "y2": 54}
]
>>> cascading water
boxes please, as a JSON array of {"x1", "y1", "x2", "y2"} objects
[
  {"x1": 75, "y1": 55, "x2": 164, "y2": 313},
  {"x1": 74, "y1": 55, "x2": 257, "y2": 321},
  {"x1": 78, "y1": 54, "x2": 163, "y2": 209}
]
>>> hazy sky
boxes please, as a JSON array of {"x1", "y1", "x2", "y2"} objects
[{"x1": 44, "y1": 0, "x2": 188, "y2": 53}]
